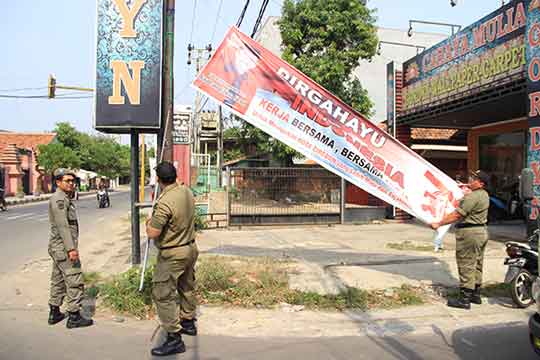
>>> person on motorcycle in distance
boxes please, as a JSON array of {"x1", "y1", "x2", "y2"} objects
[{"x1": 430, "y1": 170, "x2": 490, "y2": 310}]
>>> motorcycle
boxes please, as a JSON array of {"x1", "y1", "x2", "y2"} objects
[
  {"x1": 504, "y1": 230, "x2": 539, "y2": 308},
  {"x1": 97, "y1": 189, "x2": 110, "y2": 208},
  {"x1": 0, "y1": 187, "x2": 7, "y2": 211}
]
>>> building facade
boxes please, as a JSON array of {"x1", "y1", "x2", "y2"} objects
[{"x1": 0, "y1": 132, "x2": 56, "y2": 196}]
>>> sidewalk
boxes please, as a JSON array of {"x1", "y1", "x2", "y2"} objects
[{"x1": 0, "y1": 218, "x2": 533, "y2": 346}]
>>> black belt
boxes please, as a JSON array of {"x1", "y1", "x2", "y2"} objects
[
  {"x1": 456, "y1": 223, "x2": 485, "y2": 229},
  {"x1": 68, "y1": 220, "x2": 78, "y2": 225},
  {"x1": 159, "y1": 239, "x2": 195, "y2": 250}
]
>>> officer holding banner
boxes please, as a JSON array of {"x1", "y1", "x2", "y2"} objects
[{"x1": 430, "y1": 170, "x2": 490, "y2": 310}]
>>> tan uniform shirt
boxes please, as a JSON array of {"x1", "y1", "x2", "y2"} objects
[
  {"x1": 456, "y1": 188, "x2": 489, "y2": 225},
  {"x1": 150, "y1": 183, "x2": 196, "y2": 249},
  {"x1": 48, "y1": 189, "x2": 79, "y2": 251}
]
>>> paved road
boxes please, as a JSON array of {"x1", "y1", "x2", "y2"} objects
[
  {"x1": 0, "y1": 190, "x2": 132, "y2": 275},
  {"x1": 0, "y1": 309, "x2": 537, "y2": 360}
]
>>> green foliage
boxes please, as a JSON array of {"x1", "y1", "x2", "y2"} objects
[
  {"x1": 194, "y1": 206, "x2": 208, "y2": 232},
  {"x1": 36, "y1": 143, "x2": 81, "y2": 175},
  {"x1": 98, "y1": 264, "x2": 154, "y2": 319},
  {"x1": 279, "y1": 0, "x2": 378, "y2": 116},
  {"x1": 223, "y1": 1, "x2": 377, "y2": 165},
  {"x1": 50, "y1": 122, "x2": 130, "y2": 179}
]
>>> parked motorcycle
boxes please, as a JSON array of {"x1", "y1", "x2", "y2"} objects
[
  {"x1": 97, "y1": 189, "x2": 110, "y2": 208},
  {"x1": 504, "y1": 229, "x2": 539, "y2": 308},
  {"x1": 0, "y1": 187, "x2": 7, "y2": 212}
]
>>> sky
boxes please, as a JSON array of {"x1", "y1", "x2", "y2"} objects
[{"x1": 0, "y1": 0, "x2": 504, "y2": 136}]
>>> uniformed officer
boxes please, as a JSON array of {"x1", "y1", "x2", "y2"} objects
[
  {"x1": 145, "y1": 162, "x2": 198, "y2": 356},
  {"x1": 47, "y1": 168, "x2": 93, "y2": 328},
  {"x1": 431, "y1": 170, "x2": 490, "y2": 309}
]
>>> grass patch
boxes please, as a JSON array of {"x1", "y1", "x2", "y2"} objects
[
  {"x1": 481, "y1": 283, "x2": 510, "y2": 298},
  {"x1": 89, "y1": 256, "x2": 427, "y2": 318},
  {"x1": 386, "y1": 241, "x2": 434, "y2": 252},
  {"x1": 83, "y1": 272, "x2": 102, "y2": 299}
]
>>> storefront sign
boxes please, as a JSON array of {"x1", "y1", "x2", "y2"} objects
[
  {"x1": 94, "y1": 0, "x2": 163, "y2": 133},
  {"x1": 403, "y1": 1, "x2": 527, "y2": 111},
  {"x1": 193, "y1": 27, "x2": 464, "y2": 226},
  {"x1": 527, "y1": 0, "x2": 540, "y2": 219},
  {"x1": 172, "y1": 112, "x2": 191, "y2": 144}
]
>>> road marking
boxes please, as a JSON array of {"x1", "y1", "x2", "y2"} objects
[{"x1": 5, "y1": 213, "x2": 36, "y2": 220}]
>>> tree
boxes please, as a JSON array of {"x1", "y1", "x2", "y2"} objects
[
  {"x1": 227, "y1": 1, "x2": 378, "y2": 165},
  {"x1": 36, "y1": 143, "x2": 81, "y2": 176},
  {"x1": 279, "y1": 0, "x2": 377, "y2": 115}
]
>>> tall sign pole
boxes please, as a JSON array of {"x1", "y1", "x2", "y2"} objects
[
  {"x1": 387, "y1": 61, "x2": 396, "y2": 219},
  {"x1": 158, "y1": 0, "x2": 175, "y2": 162}
]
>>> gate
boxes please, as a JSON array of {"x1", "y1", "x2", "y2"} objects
[{"x1": 227, "y1": 167, "x2": 342, "y2": 225}]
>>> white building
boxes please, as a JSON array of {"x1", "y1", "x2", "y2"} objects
[{"x1": 255, "y1": 17, "x2": 448, "y2": 123}]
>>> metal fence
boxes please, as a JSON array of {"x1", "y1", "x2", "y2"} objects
[{"x1": 227, "y1": 167, "x2": 342, "y2": 225}]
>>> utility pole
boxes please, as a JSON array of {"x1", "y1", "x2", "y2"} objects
[
  {"x1": 187, "y1": 44, "x2": 212, "y2": 160},
  {"x1": 217, "y1": 106, "x2": 223, "y2": 187},
  {"x1": 158, "y1": 0, "x2": 175, "y2": 162},
  {"x1": 140, "y1": 134, "x2": 146, "y2": 202}
]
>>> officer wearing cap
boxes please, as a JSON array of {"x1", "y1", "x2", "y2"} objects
[
  {"x1": 47, "y1": 168, "x2": 93, "y2": 328},
  {"x1": 145, "y1": 161, "x2": 198, "y2": 356},
  {"x1": 431, "y1": 170, "x2": 490, "y2": 309}
]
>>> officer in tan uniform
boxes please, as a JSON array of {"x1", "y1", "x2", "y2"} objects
[
  {"x1": 431, "y1": 170, "x2": 490, "y2": 309},
  {"x1": 48, "y1": 168, "x2": 93, "y2": 328},
  {"x1": 146, "y1": 162, "x2": 198, "y2": 356}
]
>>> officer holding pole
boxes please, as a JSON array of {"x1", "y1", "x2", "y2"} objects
[{"x1": 145, "y1": 161, "x2": 198, "y2": 356}]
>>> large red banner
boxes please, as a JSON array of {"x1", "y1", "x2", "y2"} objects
[{"x1": 193, "y1": 26, "x2": 464, "y2": 227}]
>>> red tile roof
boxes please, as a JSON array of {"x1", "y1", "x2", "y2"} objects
[{"x1": 0, "y1": 132, "x2": 56, "y2": 153}]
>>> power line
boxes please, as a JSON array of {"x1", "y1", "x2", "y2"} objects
[
  {"x1": 210, "y1": 0, "x2": 224, "y2": 45},
  {"x1": 251, "y1": 0, "x2": 270, "y2": 38},
  {"x1": 236, "y1": 0, "x2": 250, "y2": 27},
  {"x1": 0, "y1": 86, "x2": 47, "y2": 93},
  {"x1": 0, "y1": 94, "x2": 48, "y2": 99},
  {"x1": 189, "y1": 0, "x2": 198, "y2": 44}
]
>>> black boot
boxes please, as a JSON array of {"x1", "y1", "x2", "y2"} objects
[
  {"x1": 447, "y1": 288, "x2": 472, "y2": 309},
  {"x1": 66, "y1": 311, "x2": 93, "y2": 329},
  {"x1": 151, "y1": 332, "x2": 185, "y2": 356},
  {"x1": 180, "y1": 318, "x2": 197, "y2": 336},
  {"x1": 471, "y1": 284, "x2": 482, "y2": 305},
  {"x1": 48, "y1": 305, "x2": 65, "y2": 325}
]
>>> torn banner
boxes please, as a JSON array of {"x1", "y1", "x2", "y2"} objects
[{"x1": 193, "y1": 26, "x2": 464, "y2": 227}]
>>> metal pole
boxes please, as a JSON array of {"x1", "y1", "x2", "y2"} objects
[
  {"x1": 161, "y1": 0, "x2": 175, "y2": 162},
  {"x1": 340, "y1": 178, "x2": 345, "y2": 225},
  {"x1": 139, "y1": 134, "x2": 145, "y2": 202},
  {"x1": 226, "y1": 166, "x2": 231, "y2": 228},
  {"x1": 130, "y1": 130, "x2": 141, "y2": 265},
  {"x1": 217, "y1": 106, "x2": 223, "y2": 187}
]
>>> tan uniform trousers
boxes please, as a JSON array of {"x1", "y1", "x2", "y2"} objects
[
  {"x1": 455, "y1": 227, "x2": 488, "y2": 290},
  {"x1": 152, "y1": 242, "x2": 199, "y2": 333},
  {"x1": 48, "y1": 247, "x2": 84, "y2": 313}
]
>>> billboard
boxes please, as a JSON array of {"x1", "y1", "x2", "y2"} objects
[
  {"x1": 94, "y1": 0, "x2": 163, "y2": 133},
  {"x1": 402, "y1": 1, "x2": 527, "y2": 112},
  {"x1": 193, "y1": 27, "x2": 464, "y2": 228}
]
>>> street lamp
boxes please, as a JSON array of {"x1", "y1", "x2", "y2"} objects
[
  {"x1": 377, "y1": 41, "x2": 426, "y2": 56},
  {"x1": 407, "y1": 20, "x2": 462, "y2": 37}
]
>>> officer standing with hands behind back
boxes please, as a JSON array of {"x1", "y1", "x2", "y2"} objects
[
  {"x1": 47, "y1": 168, "x2": 93, "y2": 328},
  {"x1": 431, "y1": 170, "x2": 490, "y2": 310},
  {"x1": 145, "y1": 161, "x2": 198, "y2": 356}
]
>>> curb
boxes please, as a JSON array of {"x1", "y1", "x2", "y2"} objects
[{"x1": 4, "y1": 191, "x2": 110, "y2": 206}]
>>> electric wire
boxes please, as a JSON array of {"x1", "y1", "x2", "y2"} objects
[
  {"x1": 236, "y1": 0, "x2": 250, "y2": 27},
  {"x1": 189, "y1": 0, "x2": 198, "y2": 44},
  {"x1": 0, "y1": 86, "x2": 47, "y2": 93},
  {"x1": 251, "y1": 0, "x2": 270, "y2": 38},
  {"x1": 210, "y1": 0, "x2": 224, "y2": 45}
]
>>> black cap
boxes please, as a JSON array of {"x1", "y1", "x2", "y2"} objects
[
  {"x1": 155, "y1": 161, "x2": 177, "y2": 183},
  {"x1": 470, "y1": 170, "x2": 490, "y2": 186}
]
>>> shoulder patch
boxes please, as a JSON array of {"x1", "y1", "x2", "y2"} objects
[{"x1": 56, "y1": 200, "x2": 65, "y2": 210}]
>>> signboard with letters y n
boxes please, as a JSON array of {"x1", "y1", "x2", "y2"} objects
[{"x1": 94, "y1": 0, "x2": 163, "y2": 133}]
